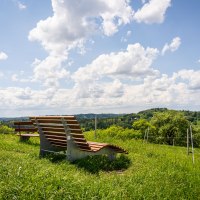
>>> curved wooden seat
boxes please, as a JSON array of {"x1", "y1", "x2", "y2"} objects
[
  {"x1": 30, "y1": 116, "x2": 128, "y2": 161},
  {"x1": 14, "y1": 121, "x2": 39, "y2": 141}
]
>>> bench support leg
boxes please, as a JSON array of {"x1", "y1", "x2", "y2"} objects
[{"x1": 20, "y1": 136, "x2": 30, "y2": 142}]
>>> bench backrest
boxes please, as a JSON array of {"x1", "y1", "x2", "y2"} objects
[
  {"x1": 30, "y1": 116, "x2": 91, "y2": 151},
  {"x1": 14, "y1": 121, "x2": 37, "y2": 134}
]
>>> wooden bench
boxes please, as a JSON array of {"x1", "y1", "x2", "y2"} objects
[
  {"x1": 14, "y1": 121, "x2": 39, "y2": 141},
  {"x1": 30, "y1": 116, "x2": 128, "y2": 161}
]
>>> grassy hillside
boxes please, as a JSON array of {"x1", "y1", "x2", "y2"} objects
[{"x1": 0, "y1": 133, "x2": 200, "y2": 200}]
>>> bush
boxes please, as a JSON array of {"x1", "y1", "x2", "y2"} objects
[
  {"x1": 150, "y1": 111, "x2": 190, "y2": 146},
  {"x1": 88, "y1": 125, "x2": 142, "y2": 140},
  {"x1": 192, "y1": 125, "x2": 200, "y2": 147},
  {"x1": 0, "y1": 125, "x2": 14, "y2": 134}
]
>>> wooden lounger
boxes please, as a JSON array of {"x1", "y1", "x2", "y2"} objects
[
  {"x1": 30, "y1": 116, "x2": 128, "y2": 161},
  {"x1": 14, "y1": 121, "x2": 39, "y2": 141}
]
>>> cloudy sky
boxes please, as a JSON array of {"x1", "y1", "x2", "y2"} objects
[{"x1": 0, "y1": 0, "x2": 200, "y2": 117}]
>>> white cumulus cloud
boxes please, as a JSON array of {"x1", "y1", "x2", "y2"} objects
[
  {"x1": 28, "y1": 0, "x2": 134, "y2": 87},
  {"x1": 1, "y1": 68, "x2": 200, "y2": 116},
  {"x1": 175, "y1": 69, "x2": 200, "y2": 90},
  {"x1": 17, "y1": 1, "x2": 27, "y2": 10},
  {"x1": 162, "y1": 37, "x2": 181, "y2": 55},
  {"x1": 29, "y1": 0, "x2": 134, "y2": 54},
  {"x1": 134, "y1": 0, "x2": 171, "y2": 24},
  {"x1": 73, "y1": 43, "x2": 159, "y2": 83},
  {"x1": 0, "y1": 51, "x2": 8, "y2": 60},
  {"x1": 72, "y1": 43, "x2": 159, "y2": 100}
]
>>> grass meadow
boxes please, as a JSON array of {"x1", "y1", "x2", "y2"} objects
[{"x1": 0, "y1": 132, "x2": 200, "y2": 200}]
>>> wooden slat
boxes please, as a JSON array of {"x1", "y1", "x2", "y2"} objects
[
  {"x1": 45, "y1": 134, "x2": 66, "y2": 140},
  {"x1": 43, "y1": 132, "x2": 66, "y2": 137},
  {"x1": 50, "y1": 142, "x2": 67, "y2": 147},
  {"x1": 88, "y1": 143, "x2": 106, "y2": 146},
  {"x1": 50, "y1": 143, "x2": 67, "y2": 148},
  {"x1": 35, "y1": 124, "x2": 63, "y2": 128},
  {"x1": 88, "y1": 144, "x2": 107, "y2": 148},
  {"x1": 88, "y1": 142, "x2": 128, "y2": 153},
  {"x1": 88, "y1": 141, "x2": 107, "y2": 145},
  {"x1": 49, "y1": 141, "x2": 67, "y2": 147},
  {"x1": 42, "y1": 127, "x2": 65, "y2": 132},
  {"x1": 71, "y1": 135, "x2": 85, "y2": 139},
  {"x1": 68, "y1": 124, "x2": 81, "y2": 129},
  {"x1": 70, "y1": 129, "x2": 82, "y2": 134},
  {"x1": 16, "y1": 134, "x2": 39, "y2": 137},
  {"x1": 30, "y1": 116, "x2": 75, "y2": 120},
  {"x1": 43, "y1": 131, "x2": 66, "y2": 135},
  {"x1": 46, "y1": 138, "x2": 66, "y2": 143},
  {"x1": 15, "y1": 128, "x2": 37, "y2": 132},
  {"x1": 34, "y1": 119, "x2": 63, "y2": 124},
  {"x1": 73, "y1": 138, "x2": 87, "y2": 142},
  {"x1": 14, "y1": 121, "x2": 33, "y2": 126},
  {"x1": 70, "y1": 133, "x2": 84, "y2": 136},
  {"x1": 48, "y1": 138, "x2": 66, "y2": 143},
  {"x1": 74, "y1": 141, "x2": 88, "y2": 145},
  {"x1": 90, "y1": 148, "x2": 101, "y2": 151},
  {"x1": 35, "y1": 120, "x2": 80, "y2": 125},
  {"x1": 66, "y1": 120, "x2": 79, "y2": 125},
  {"x1": 42, "y1": 126, "x2": 82, "y2": 132}
]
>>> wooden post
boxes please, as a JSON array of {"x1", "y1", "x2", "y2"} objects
[
  {"x1": 190, "y1": 125, "x2": 195, "y2": 164},
  {"x1": 147, "y1": 127, "x2": 149, "y2": 142},
  {"x1": 187, "y1": 128, "x2": 189, "y2": 155},
  {"x1": 143, "y1": 129, "x2": 147, "y2": 142},
  {"x1": 94, "y1": 115, "x2": 97, "y2": 139}
]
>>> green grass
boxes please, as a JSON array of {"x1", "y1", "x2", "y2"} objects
[{"x1": 0, "y1": 133, "x2": 200, "y2": 200}]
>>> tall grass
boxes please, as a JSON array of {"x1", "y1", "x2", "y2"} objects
[{"x1": 0, "y1": 133, "x2": 200, "y2": 199}]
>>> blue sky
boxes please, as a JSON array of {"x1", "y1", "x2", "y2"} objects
[{"x1": 0, "y1": 0, "x2": 200, "y2": 117}]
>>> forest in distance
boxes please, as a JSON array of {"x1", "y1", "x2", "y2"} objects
[
  {"x1": 0, "y1": 108, "x2": 200, "y2": 129},
  {"x1": 77, "y1": 108, "x2": 200, "y2": 130},
  {"x1": 0, "y1": 107, "x2": 200, "y2": 147}
]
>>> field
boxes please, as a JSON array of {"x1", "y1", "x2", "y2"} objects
[{"x1": 0, "y1": 133, "x2": 200, "y2": 200}]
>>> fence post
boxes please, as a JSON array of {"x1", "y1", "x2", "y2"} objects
[
  {"x1": 187, "y1": 128, "x2": 189, "y2": 155},
  {"x1": 143, "y1": 127, "x2": 149, "y2": 143},
  {"x1": 143, "y1": 129, "x2": 147, "y2": 143},
  {"x1": 190, "y1": 125, "x2": 195, "y2": 164},
  {"x1": 94, "y1": 115, "x2": 97, "y2": 139}
]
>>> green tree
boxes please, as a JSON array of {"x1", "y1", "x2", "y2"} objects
[
  {"x1": 132, "y1": 119, "x2": 155, "y2": 137},
  {"x1": 192, "y1": 125, "x2": 200, "y2": 147},
  {"x1": 150, "y1": 111, "x2": 190, "y2": 146}
]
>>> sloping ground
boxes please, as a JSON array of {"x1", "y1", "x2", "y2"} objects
[{"x1": 0, "y1": 134, "x2": 200, "y2": 200}]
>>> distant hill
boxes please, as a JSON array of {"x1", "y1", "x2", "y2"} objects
[
  {"x1": 0, "y1": 108, "x2": 199, "y2": 129},
  {"x1": 0, "y1": 114, "x2": 122, "y2": 122},
  {"x1": 75, "y1": 113, "x2": 124, "y2": 120}
]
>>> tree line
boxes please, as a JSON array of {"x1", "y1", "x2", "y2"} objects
[{"x1": 0, "y1": 108, "x2": 200, "y2": 147}]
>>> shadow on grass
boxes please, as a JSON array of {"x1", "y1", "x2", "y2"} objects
[
  {"x1": 19, "y1": 139, "x2": 40, "y2": 147},
  {"x1": 44, "y1": 153, "x2": 67, "y2": 163},
  {"x1": 74, "y1": 154, "x2": 131, "y2": 174},
  {"x1": 42, "y1": 153, "x2": 131, "y2": 174}
]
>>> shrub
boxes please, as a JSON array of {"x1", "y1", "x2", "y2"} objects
[
  {"x1": 87, "y1": 125, "x2": 142, "y2": 140},
  {"x1": 0, "y1": 125, "x2": 14, "y2": 134},
  {"x1": 150, "y1": 111, "x2": 190, "y2": 146}
]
